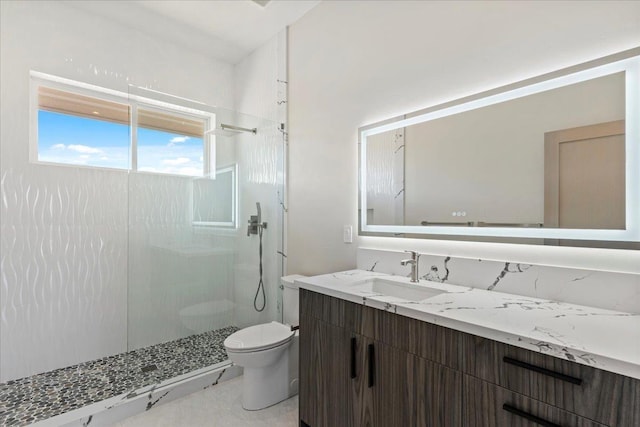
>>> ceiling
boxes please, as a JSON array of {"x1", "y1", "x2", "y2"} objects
[{"x1": 67, "y1": 0, "x2": 320, "y2": 64}]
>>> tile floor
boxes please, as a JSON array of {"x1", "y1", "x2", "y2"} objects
[{"x1": 110, "y1": 377, "x2": 299, "y2": 426}]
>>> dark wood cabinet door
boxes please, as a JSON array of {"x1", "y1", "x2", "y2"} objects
[
  {"x1": 412, "y1": 354, "x2": 463, "y2": 427},
  {"x1": 364, "y1": 338, "x2": 409, "y2": 426},
  {"x1": 299, "y1": 314, "x2": 351, "y2": 427},
  {"x1": 366, "y1": 339, "x2": 462, "y2": 427}
]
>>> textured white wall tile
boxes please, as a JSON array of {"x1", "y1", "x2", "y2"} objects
[{"x1": 1, "y1": 223, "x2": 128, "y2": 381}]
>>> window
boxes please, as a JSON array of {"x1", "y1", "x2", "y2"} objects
[
  {"x1": 136, "y1": 108, "x2": 205, "y2": 176},
  {"x1": 37, "y1": 87, "x2": 130, "y2": 169},
  {"x1": 31, "y1": 72, "x2": 214, "y2": 177}
]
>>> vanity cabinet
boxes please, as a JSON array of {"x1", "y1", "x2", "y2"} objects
[
  {"x1": 299, "y1": 314, "x2": 462, "y2": 427},
  {"x1": 300, "y1": 289, "x2": 461, "y2": 427},
  {"x1": 299, "y1": 289, "x2": 640, "y2": 427}
]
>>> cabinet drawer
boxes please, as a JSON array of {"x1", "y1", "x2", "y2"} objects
[
  {"x1": 462, "y1": 334, "x2": 640, "y2": 426},
  {"x1": 463, "y1": 375, "x2": 606, "y2": 427}
]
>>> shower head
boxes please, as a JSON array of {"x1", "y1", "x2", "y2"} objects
[{"x1": 205, "y1": 123, "x2": 257, "y2": 137}]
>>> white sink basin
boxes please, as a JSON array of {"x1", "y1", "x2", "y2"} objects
[{"x1": 350, "y1": 278, "x2": 446, "y2": 301}]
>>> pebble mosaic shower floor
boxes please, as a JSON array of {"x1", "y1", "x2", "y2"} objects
[{"x1": 0, "y1": 326, "x2": 238, "y2": 426}]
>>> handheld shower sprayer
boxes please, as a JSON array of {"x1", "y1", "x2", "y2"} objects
[{"x1": 248, "y1": 203, "x2": 267, "y2": 312}]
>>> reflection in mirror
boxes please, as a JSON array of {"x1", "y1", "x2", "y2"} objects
[
  {"x1": 193, "y1": 165, "x2": 237, "y2": 227},
  {"x1": 366, "y1": 129, "x2": 404, "y2": 225},
  {"x1": 369, "y1": 73, "x2": 624, "y2": 229},
  {"x1": 360, "y1": 49, "x2": 640, "y2": 245}
]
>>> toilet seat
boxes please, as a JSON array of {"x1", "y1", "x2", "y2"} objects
[{"x1": 224, "y1": 321, "x2": 294, "y2": 353}]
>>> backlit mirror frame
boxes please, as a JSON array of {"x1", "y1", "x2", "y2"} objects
[{"x1": 358, "y1": 48, "x2": 640, "y2": 247}]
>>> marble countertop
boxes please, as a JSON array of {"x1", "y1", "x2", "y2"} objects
[{"x1": 296, "y1": 270, "x2": 640, "y2": 380}]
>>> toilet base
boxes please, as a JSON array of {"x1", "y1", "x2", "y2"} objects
[{"x1": 241, "y1": 350, "x2": 290, "y2": 410}]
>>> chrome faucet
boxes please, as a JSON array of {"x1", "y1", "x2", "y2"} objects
[{"x1": 401, "y1": 250, "x2": 421, "y2": 282}]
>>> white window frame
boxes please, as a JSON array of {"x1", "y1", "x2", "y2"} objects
[{"x1": 30, "y1": 71, "x2": 216, "y2": 177}]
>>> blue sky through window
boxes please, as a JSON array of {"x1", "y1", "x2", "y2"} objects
[
  {"x1": 38, "y1": 110, "x2": 129, "y2": 169},
  {"x1": 138, "y1": 128, "x2": 203, "y2": 176},
  {"x1": 38, "y1": 110, "x2": 204, "y2": 176}
]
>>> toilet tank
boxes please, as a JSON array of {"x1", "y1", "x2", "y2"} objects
[{"x1": 281, "y1": 274, "x2": 306, "y2": 326}]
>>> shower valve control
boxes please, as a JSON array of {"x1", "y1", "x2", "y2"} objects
[{"x1": 247, "y1": 202, "x2": 268, "y2": 236}]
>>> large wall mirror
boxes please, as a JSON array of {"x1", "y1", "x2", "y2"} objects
[{"x1": 359, "y1": 48, "x2": 640, "y2": 248}]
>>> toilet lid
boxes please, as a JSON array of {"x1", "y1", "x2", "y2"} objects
[{"x1": 224, "y1": 321, "x2": 294, "y2": 352}]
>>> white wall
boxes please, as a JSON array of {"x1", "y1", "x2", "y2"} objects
[
  {"x1": 288, "y1": 0, "x2": 640, "y2": 276},
  {"x1": 0, "y1": 1, "x2": 235, "y2": 381}
]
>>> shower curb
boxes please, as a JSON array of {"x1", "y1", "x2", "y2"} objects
[{"x1": 29, "y1": 363, "x2": 241, "y2": 427}]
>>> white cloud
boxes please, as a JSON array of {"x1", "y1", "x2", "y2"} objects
[
  {"x1": 52, "y1": 144, "x2": 66, "y2": 150},
  {"x1": 67, "y1": 144, "x2": 103, "y2": 154},
  {"x1": 170, "y1": 136, "x2": 189, "y2": 143},
  {"x1": 162, "y1": 157, "x2": 191, "y2": 166},
  {"x1": 168, "y1": 136, "x2": 190, "y2": 146}
]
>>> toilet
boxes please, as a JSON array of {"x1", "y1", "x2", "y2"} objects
[{"x1": 224, "y1": 274, "x2": 305, "y2": 410}]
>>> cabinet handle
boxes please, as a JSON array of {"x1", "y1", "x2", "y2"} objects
[
  {"x1": 350, "y1": 337, "x2": 357, "y2": 379},
  {"x1": 502, "y1": 404, "x2": 561, "y2": 427},
  {"x1": 503, "y1": 356, "x2": 582, "y2": 385},
  {"x1": 367, "y1": 343, "x2": 375, "y2": 388}
]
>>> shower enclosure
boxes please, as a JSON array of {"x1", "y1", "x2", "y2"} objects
[
  {"x1": 0, "y1": 93, "x2": 286, "y2": 424},
  {"x1": 125, "y1": 106, "x2": 286, "y2": 387}
]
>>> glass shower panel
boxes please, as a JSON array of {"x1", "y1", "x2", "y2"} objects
[
  {"x1": 127, "y1": 172, "x2": 234, "y2": 348},
  {"x1": 126, "y1": 107, "x2": 283, "y2": 388},
  {"x1": 215, "y1": 108, "x2": 285, "y2": 329}
]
